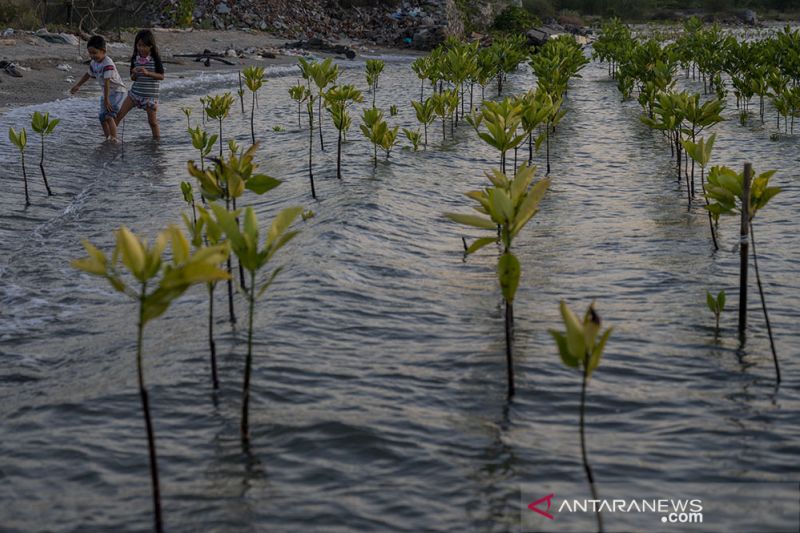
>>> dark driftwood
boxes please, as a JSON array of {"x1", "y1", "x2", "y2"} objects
[{"x1": 174, "y1": 50, "x2": 236, "y2": 67}]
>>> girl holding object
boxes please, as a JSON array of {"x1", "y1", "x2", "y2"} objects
[{"x1": 115, "y1": 29, "x2": 165, "y2": 140}]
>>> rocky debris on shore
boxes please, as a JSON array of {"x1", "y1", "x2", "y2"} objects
[
  {"x1": 174, "y1": 49, "x2": 238, "y2": 66},
  {"x1": 149, "y1": 0, "x2": 450, "y2": 49},
  {"x1": 0, "y1": 60, "x2": 23, "y2": 77},
  {"x1": 35, "y1": 29, "x2": 81, "y2": 46},
  {"x1": 284, "y1": 38, "x2": 356, "y2": 59}
]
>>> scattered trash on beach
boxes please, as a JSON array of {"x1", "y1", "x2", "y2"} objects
[{"x1": 0, "y1": 60, "x2": 23, "y2": 77}]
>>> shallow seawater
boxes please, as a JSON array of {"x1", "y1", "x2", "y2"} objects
[{"x1": 1, "y1": 54, "x2": 799, "y2": 532}]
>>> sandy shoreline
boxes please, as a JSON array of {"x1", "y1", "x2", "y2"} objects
[{"x1": 0, "y1": 28, "x2": 416, "y2": 114}]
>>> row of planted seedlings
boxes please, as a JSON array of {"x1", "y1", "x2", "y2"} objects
[
  {"x1": 595, "y1": 18, "x2": 800, "y2": 135},
  {"x1": 73, "y1": 137, "x2": 312, "y2": 532},
  {"x1": 60, "y1": 36, "x2": 599, "y2": 532},
  {"x1": 442, "y1": 36, "x2": 616, "y2": 530},
  {"x1": 593, "y1": 19, "x2": 785, "y2": 386}
]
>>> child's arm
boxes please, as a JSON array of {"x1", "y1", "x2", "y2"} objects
[
  {"x1": 133, "y1": 67, "x2": 164, "y2": 81},
  {"x1": 103, "y1": 78, "x2": 113, "y2": 111},
  {"x1": 70, "y1": 73, "x2": 91, "y2": 94}
]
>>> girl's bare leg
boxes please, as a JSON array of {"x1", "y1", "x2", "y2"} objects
[
  {"x1": 105, "y1": 117, "x2": 118, "y2": 140},
  {"x1": 146, "y1": 107, "x2": 160, "y2": 140},
  {"x1": 102, "y1": 120, "x2": 110, "y2": 139},
  {"x1": 115, "y1": 96, "x2": 135, "y2": 126}
]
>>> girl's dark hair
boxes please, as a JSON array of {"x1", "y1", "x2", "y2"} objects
[
  {"x1": 87, "y1": 35, "x2": 106, "y2": 50},
  {"x1": 130, "y1": 29, "x2": 164, "y2": 74}
]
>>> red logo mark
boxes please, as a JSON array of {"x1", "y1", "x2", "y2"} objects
[{"x1": 528, "y1": 493, "x2": 556, "y2": 520}]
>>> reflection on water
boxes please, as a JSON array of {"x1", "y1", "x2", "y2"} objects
[{"x1": 0, "y1": 55, "x2": 799, "y2": 532}]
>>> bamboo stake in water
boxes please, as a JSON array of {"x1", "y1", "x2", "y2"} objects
[{"x1": 738, "y1": 163, "x2": 752, "y2": 336}]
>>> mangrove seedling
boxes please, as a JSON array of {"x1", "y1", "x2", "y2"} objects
[
  {"x1": 180, "y1": 181, "x2": 197, "y2": 225},
  {"x1": 188, "y1": 126, "x2": 217, "y2": 172},
  {"x1": 237, "y1": 71, "x2": 245, "y2": 113},
  {"x1": 289, "y1": 83, "x2": 307, "y2": 129},
  {"x1": 9, "y1": 126, "x2": 30, "y2": 206},
  {"x1": 273, "y1": 125, "x2": 284, "y2": 132},
  {"x1": 682, "y1": 133, "x2": 719, "y2": 248},
  {"x1": 402, "y1": 128, "x2": 422, "y2": 151},
  {"x1": 366, "y1": 59, "x2": 385, "y2": 107},
  {"x1": 445, "y1": 164, "x2": 551, "y2": 398},
  {"x1": 475, "y1": 98, "x2": 526, "y2": 173},
  {"x1": 431, "y1": 89, "x2": 458, "y2": 143},
  {"x1": 550, "y1": 300, "x2": 612, "y2": 533},
  {"x1": 72, "y1": 225, "x2": 230, "y2": 533},
  {"x1": 411, "y1": 97, "x2": 436, "y2": 147},
  {"x1": 379, "y1": 123, "x2": 400, "y2": 159},
  {"x1": 705, "y1": 165, "x2": 782, "y2": 383},
  {"x1": 204, "y1": 93, "x2": 235, "y2": 158},
  {"x1": 304, "y1": 58, "x2": 339, "y2": 151},
  {"x1": 360, "y1": 107, "x2": 388, "y2": 167},
  {"x1": 31, "y1": 111, "x2": 58, "y2": 196},
  {"x1": 181, "y1": 107, "x2": 192, "y2": 129},
  {"x1": 188, "y1": 143, "x2": 283, "y2": 323},
  {"x1": 706, "y1": 289, "x2": 726, "y2": 332},
  {"x1": 389, "y1": 104, "x2": 398, "y2": 117},
  {"x1": 183, "y1": 206, "x2": 229, "y2": 390},
  {"x1": 243, "y1": 66, "x2": 266, "y2": 145},
  {"x1": 209, "y1": 203, "x2": 304, "y2": 444},
  {"x1": 325, "y1": 84, "x2": 364, "y2": 179}
]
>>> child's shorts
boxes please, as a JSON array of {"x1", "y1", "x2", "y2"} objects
[
  {"x1": 129, "y1": 92, "x2": 159, "y2": 111},
  {"x1": 98, "y1": 91, "x2": 126, "y2": 122}
]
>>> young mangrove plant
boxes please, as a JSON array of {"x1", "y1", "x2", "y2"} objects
[
  {"x1": 289, "y1": 83, "x2": 307, "y2": 129},
  {"x1": 431, "y1": 89, "x2": 458, "y2": 143},
  {"x1": 242, "y1": 66, "x2": 266, "y2": 145},
  {"x1": 9, "y1": 126, "x2": 30, "y2": 206},
  {"x1": 181, "y1": 106, "x2": 192, "y2": 129},
  {"x1": 379, "y1": 123, "x2": 399, "y2": 159},
  {"x1": 366, "y1": 59, "x2": 385, "y2": 107},
  {"x1": 550, "y1": 300, "x2": 612, "y2": 533},
  {"x1": 324, "y1": 84, "x2": 364, "y2": 179},
  {"x1": 209, "y1": 203, "x2": 304, "y2": 444},
  {"x1": 31, "y1": 111, "x2": 58, "y2": 196},
  {"x1": 445, "y1": 164, "x2": 550, "y2": 398},
  {"x1": 474, "y1": 98, "x2": 526, "y2": 173},
  {"x1": 360, "y1": 107, "x2": 389, "y2": 167},
  {"x1": 72, "y1": 225, "x2": 230, "y2": 533},
  {"x1": 706, "y1": 289, "x2": 726, "y2": 333},
  {"x1": 188, "y1": 126, "x2": 217, "y2": 173},
  {"x1": 411, "y1": 97, "x2": 436, "y2": 147},
  {"x1": 519, "y1": 90, "x2": 550, "y2": 165},
  {"x1": 180, "y1": 181, "x2": 197, "y2": 225},
  {"x1": 682, "y1": 133, "x2": 719, "y2": 249},
  {"x1": 204, "y1": 93, "x2": 235, "y2": 158},
  {"x1": 411, "y1": 55, "x2": 430, "y2": 101},
  {"x1": 237, "y1": 71, "x2": 245, "y2": 114},
  {"x1": 705, "y1": 165, "x2": 782, "y2": 383},
  {"x1": 183, "y1": 206, "x2": 229, "y2": 390},
  {"x1": 188, "y1": 143, "x2": 282, "y2": 323},
  {"x1": 303, "y1": 58, "x2": 339, "y2": 151},
  {"x1": 402, "y1": 128, "x2": 422, "y2": 151}
]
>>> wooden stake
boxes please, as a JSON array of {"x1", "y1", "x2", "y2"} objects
[{"x1": 738, "y1": 163, "x2": 752, "y2": 335}]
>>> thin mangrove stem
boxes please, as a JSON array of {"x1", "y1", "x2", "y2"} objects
[
  {"x1": 580, "y1": 355, "x2": 603, "y2": 533},
  {"x1": 208, "y1": 283, "x2": 218, "y2": 390},
  {"x1": 505, "y1": 300, "x2": 515, "y2": 399},
  {"x1": 39, "y1": 138, "x2": 53, "y2": 195},
  {"x1": 137, "y1": 282, "x2": 164, "y2": 533},
  {"x1": 21, "y1": 151, "x2": 30, "y2": 206},
  {"x1": 241, "y1": 270, "x2": 256, "y2": 443},
  {"x1": 750, "y1": 224, "x2": 780, "y2": 384}
]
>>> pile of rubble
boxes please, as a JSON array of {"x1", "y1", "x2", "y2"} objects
[{"x1": 149, "y1": 0, "x2": 451, "y2": 49}]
